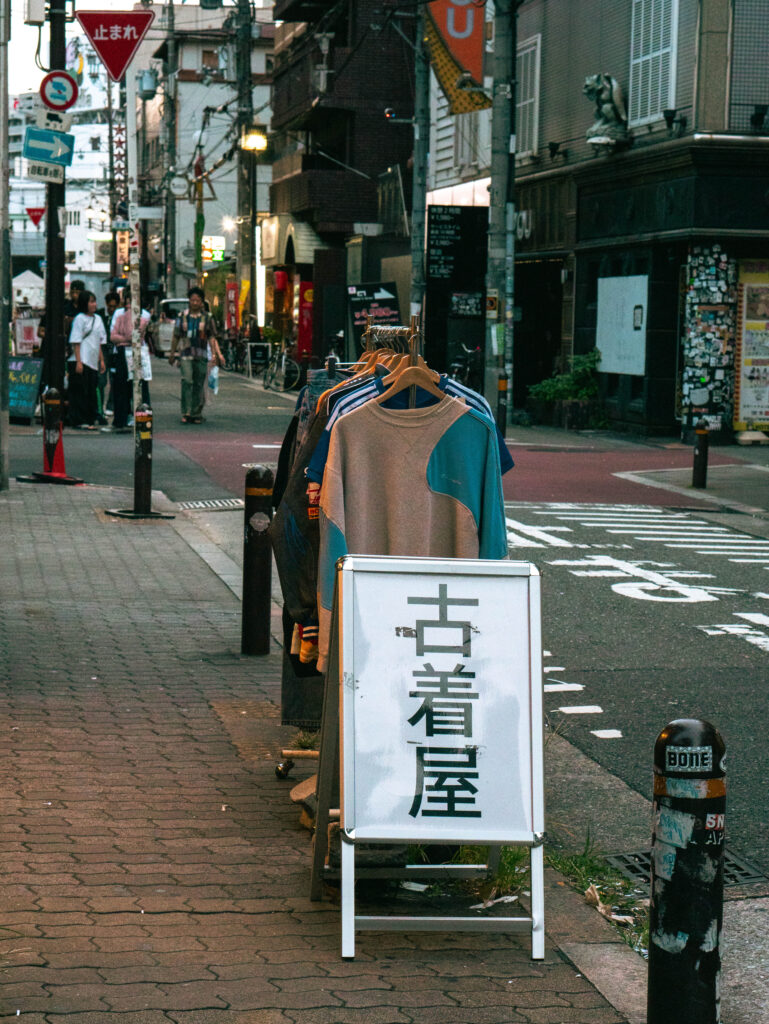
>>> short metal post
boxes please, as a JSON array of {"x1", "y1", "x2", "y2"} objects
[
  {"x1": 496, "y1": 370, "x2": 508, "y2": 434},
  {"x1": 42, "y1": 389, "x2": 64, "y2": 475},
  {"x1": 648, "y1": 718, "x2": 726, "y2": 1024},
  {"x1": 133, "y1": 404, "x2": 153, "y2": 515},
  {"x1": 299, "y1": 351, "x2": 310, "y2": 388},
  {"x1": 241, "y1": 464, "x2": 274, "y2": 655},
  {"x1": 692, "y1": 418, "x2": 709, "y2": 489}
]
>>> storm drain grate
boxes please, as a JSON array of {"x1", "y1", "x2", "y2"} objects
[
  {"x1": 605, "y1": 849, "x2": 767, "y2": 888},
  {"x1": 177, "y1": 498, "x2": 245, "y2": 511}
]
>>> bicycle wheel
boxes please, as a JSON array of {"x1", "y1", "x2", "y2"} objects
[
  {"x1": 262, "y1": 358, "x2": 277, "y2": 389},
  {"x1": 281, "y1": 357, "x2": 301, "y2": 391}
]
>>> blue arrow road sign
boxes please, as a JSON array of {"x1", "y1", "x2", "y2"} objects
[{"x1": 22, "y1": 126, "x2": 75, "y2": 167}]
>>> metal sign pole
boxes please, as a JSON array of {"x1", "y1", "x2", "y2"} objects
[{"x1": 125, "y1": 66, "x2": 142, "y2": 419}]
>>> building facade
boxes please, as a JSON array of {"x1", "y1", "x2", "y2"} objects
[
  {"x1": 429, "y1": 0, "x2": 769, "y2": 439},
  {"x1": 265, "y1": 0, "x2": 416, "y2": 357},
  {"x1": 138, "y1": 1, "x2": 274, "y2": 318}
]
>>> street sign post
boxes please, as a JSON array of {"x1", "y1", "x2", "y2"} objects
[
  {"x1": 35, "y1": 108, "x2": 72, "y2": 132},
  {"x1": 23, "y1": 126, "x2": 75, "y2": 167},
  {"x1": 26, "y1": 162, "x2": 64, "y2": 184},
  {"x1": 75, "y1": 11, "x2": 155, "y2": 82},
  {"x1": 26, "y1": 207, "x2": 46, "y2": 227},
  {"x1": 39, "y1": 70, "x2": 78, "y2": 111}
]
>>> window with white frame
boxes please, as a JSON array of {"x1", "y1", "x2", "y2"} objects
[
  {"x1": 629, "y1": 0, "x2": 679, "y2": 125},
  {"x1": 454, "y1": 110, "x2": 480, "y2": 169},
  {"x1": 516, "y1": 34, "x2": 541, "y2": 159}
]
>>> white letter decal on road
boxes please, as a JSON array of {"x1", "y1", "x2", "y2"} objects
[{"x1": 548, "y1": 555, "x2": 720, "y2": 603}]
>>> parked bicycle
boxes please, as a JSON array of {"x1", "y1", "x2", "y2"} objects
[
  {"x1": 262, "y1": 340, "x2": 301, "y2": 391},
  {"x1": 448, "y1": 342, "x2": 484, "y2": 392}
]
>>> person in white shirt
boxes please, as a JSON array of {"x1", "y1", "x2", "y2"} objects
[{"x1": 68, "y1": 290, "x2": 107, "y2": 429}]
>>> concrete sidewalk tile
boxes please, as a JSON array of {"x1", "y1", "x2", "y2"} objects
[
  {"x1": 169, "y1": 1012, "x2": 291, "y2": 1024},
  {"x1": 47, "y1": 1014, "x2": 172, "y2": 1024},
  {"x1": 284, "y1": 1012, "x2": 412, "y2": 1024}
]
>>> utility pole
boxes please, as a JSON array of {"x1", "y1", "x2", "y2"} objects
[
  {"x1": 164, "y1": 0, "x2": 177, "y2": 297},
  {"x1": 409, "y1": 6, "x2": 429, "y2": 320},
  {"x1": 236, "y1": 0, "x2": 254, "y2": 324},
  {"x1": 486, "y1": 0, "x2": 518, "y2": 419},
  {"x1": 0, "y1": 0, "x2": 10, "y2": 490},
  {"x1": 44, "y1": 0, "x2": 67, "y2": 394}
]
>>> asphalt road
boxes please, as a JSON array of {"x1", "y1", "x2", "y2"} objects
[{"x1": 506, "y1": 500, "x2": 769, "y2": 875}]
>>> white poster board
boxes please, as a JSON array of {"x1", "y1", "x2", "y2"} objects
[
  {"x1": 596, "y1": 275, "x2": 648, "y2": 375},
  {"x1": 736, "y1": 279, "x2": 769, "y2": 430},
  {"x1": 340, "y1": 557, "x2": 543, "y2": 844}
]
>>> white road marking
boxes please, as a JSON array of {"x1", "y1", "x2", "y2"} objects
[
  {"x1": 545, "y1": 681, "x2": 585, "y2": 692},
  {"x1": 549, "y1": 554, "x2": 722, "y2": 602},
  {"x1": 543, "y1": 666, "x2": 566, "y2": 673},
  {"x1": 558, "y1": 705, "x2": 603, "y2": 714},
  {"x1": 737, "y1": 612, "x2": 769, "y2": 627},
  {"x1": 252, "y1": 444, "x2": 282, "y2": 448},
  {"x1": 510, "y1": 503, "x2": 769, "y2": 568},
  {"x1": 698, "y1": 616, "x2": 769, "y2": 653},
  {"x1": 505, "y1": 518, "x2": 574, "y2": 547},
  {"x1": 591, "y1": 729, "x2": 623, "y2": 739}
]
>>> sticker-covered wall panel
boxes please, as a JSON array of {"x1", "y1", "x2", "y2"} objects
[{"x1": 681, "y1": 244, "x2": 737, "y2": 435}]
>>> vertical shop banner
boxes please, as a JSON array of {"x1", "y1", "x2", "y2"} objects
[
  {"x1": 735, "y1": 263, "x2": 769, "y2": 431},
  {"x1": 225, "y1": 281, "x2": 239, "y2": 332},
  {"x1": 425, "y1": 0, "x2": 491, "y2": 114},
  {"x1": 238, "y1": 280, "x2": 250, "y2": 329},
  {"x1": 297, "y1": 282, "x2": 314, "y2": 356}
]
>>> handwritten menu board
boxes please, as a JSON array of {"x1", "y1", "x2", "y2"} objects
[
  {"x1": 9, "y1": 356, "x2": 43, "y2": 422},
  {"x1": 425, "y1": 206, "x2": 488, "y2": 371}
]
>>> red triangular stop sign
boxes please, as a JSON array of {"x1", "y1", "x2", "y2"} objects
[
  {"x1": 75, "y1": 11, "x2": 155, "y2": 82},
  {"x1": 26, "y1": 207, "x2": 45, "y2": 227}
]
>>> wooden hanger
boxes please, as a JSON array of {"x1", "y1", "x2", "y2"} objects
[{"x1": 373, "y1": 363, "x2": 446, "y2": 404}]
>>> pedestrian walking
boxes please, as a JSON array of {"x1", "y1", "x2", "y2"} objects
[
  {"x1": 67, "y1": 290, "x2": 107, "y2": 429},
  {"x1": 168, "y1": 287, "x2": 222, "y2": 424}
]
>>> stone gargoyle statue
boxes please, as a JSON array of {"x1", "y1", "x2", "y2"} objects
[{"x1": 583, "y1": 73, "x2": 630, "y2": 145}]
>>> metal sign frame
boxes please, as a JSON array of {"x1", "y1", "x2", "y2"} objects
[{"x1": 312, "y1": 555, "x2": 545, "y2": 960}]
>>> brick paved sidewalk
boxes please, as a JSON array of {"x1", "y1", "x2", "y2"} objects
[{"x1": 0, "y1": 482, "x2": 633, "y2": 1024}]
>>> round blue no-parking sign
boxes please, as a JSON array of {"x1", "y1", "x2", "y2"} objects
[{"x1": 40, "y1": 71, "x2": 79, "y2": 112}]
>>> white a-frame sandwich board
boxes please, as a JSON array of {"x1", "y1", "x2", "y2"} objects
[{"x1": 311, "y1": 555, "x2": 545, "y2": 959}]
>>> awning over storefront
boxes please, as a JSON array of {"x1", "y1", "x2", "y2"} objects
[{"x1": 260, "y1": 214, "x2": 330, "y2": 267}]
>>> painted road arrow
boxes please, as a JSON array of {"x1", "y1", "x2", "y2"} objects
[{"x1": 22, "y1": 126, "x2": 75, "y2": 167}]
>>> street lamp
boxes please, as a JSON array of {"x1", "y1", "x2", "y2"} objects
[{"x1": 240, "y1": 126, "x2": 268, "y2": 153}]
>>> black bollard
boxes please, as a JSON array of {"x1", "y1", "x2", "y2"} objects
[
  {"x1": 648, "y1": 718, "x2": 726, "y2": 1024},
  {"x1": 241, "y1": 465, "x2": 274, "y2": 655},
  {"x1": 104, "y1": 404, "x2": 173, "y2": 519},
  {"x1": 133, "y1": 404, "x2": 153, "y2": 515},
  {"x1": 692, "y1": 418, "x2": 709, "y2": 489},
  {"x1": 496, "y1": 371, "x2": 508, "y2": 434}
]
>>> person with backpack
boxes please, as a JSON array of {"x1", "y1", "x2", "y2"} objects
[{"x1": 168, "y1": 286, "x2": 223, "y2": 423}]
